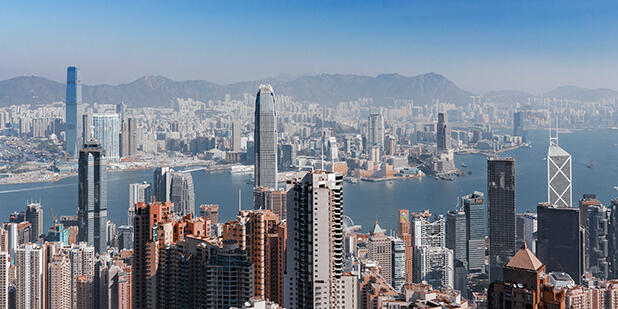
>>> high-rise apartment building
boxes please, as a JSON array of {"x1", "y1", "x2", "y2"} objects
[
  {"x1": 153, "y1": 167, "x2": 173, "y2": 202},
  {"x1": 548, "y1": 139, "x2": 572, "y2": 207},
  {"x1": 487, "y1": 157, "x2": 516, "y2": 283},
  {"x1": 15, "y1": 243, "x2": 44, "y2": 309},
  {"x1": 610, "y1": 198, "x2": 618, "y2": 278},
  {"x1": 368, "y1": 221, "x2": 393, "y2": 284},
  {"x1": 397, "y1": 209, "x2": 413, "y2": 284},
  {"x1": 65, "y1": 66, "x2": 82, "y2": 158},
  {"x1": 462, "y1": 191, "x2": 486, "y2": 272},
  {"x1": 536, "y1": 202, "x2": 584, "y2": 284},
  {"x1": 232, "y1": 121, "x2": 242, "y2": 152},
  {"x1": 254, "y1": 85, "x2": 278, "y2": 189},
  {"x1": 78, "y1": 143, "x2": 108, "y2": 253},
  {"x1": 128, "y1": 182, "x2": 152, "y2": 226},
  {"x1": 253, "y1": 187, "x2": 287, "y2": 220},
  {"x1": 25, "y1": 202, "x2": 43, "y2": 241},
  {"x1": 367, "y1": 113, "x2": 384, "y2": 150},
  {"x1": 170, "y1": 172, "x2": 195, "y2": 216},
  {"x1": 436, "y1": 112, "x2": 450, "y2": 152},
  {"x1": 0, "y1": 252, "x2": 8, "y2": 309},
  {"x1": 446, "y1": 208, "x2": 467, "y2": 268},
  {"x1": 200, "y1": 204, "x2": 219, "y2": 225},
  {"x1": 284, "y1": 171, "x2": 344, "y2": 309},
  {"x1": 579, "y1": 194, "x2": 611, "y2": 280},
  {"x1": 47, "y1": 254, "x2": 71, "y2": 309},
  {"x1": 92, "y1": 113, "x2": 120, "y2": 161},
  {"x1": 67, "y1": 242, "x2": 95, "y2": 309}
]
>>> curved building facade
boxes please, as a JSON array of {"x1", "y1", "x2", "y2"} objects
[{"x1": 254, "y1": 85, "x2": 278, "y2": 189}]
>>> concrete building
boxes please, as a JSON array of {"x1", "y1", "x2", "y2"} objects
[
  {"x1": 397, "y1": 209, "x2": 413, "y2": 285},
  {"x1": 47, "y1": 254, "x2": 71, "y2": 309},
  {"x1": 25, "y1": 202, "x2": 43, "y2": 241},
  {"x1": 254, "y1": 85, "x2": 278, "y2": 189},
  {"x1": 367, "y1": 113, "x2": 384, "y2": 151},
  {"x1": 284, "y1": 171, "x2": 344, "y2": 309},
  {"x1": 78, "y1": 142, "x2": 108, "y2": 253},
  {"x1": 199, "y1": 204, "x2": 219, "y2": 225},
  {"x1": 15, "y1": 243, "x2": 44, "y2": 309},
  {"x1": 437, "y1": 112, "x2": 450, "y2": 152},
  {"x1": 232, "y1": 120, "x2": 242, "y2": 152},
  {"x1": 368, "y1": 221, "x2": 392, "y2": 284},
  {"x1": 579, "y1": 194, "x2": 611, "y2": 280},
  {"x1": 253, "y1": 187, "x2": 287, "y2": 221},
  {"x1": 170, "y1": 172, "x2": 195, "y2": 216},
  {"x1": 120, "y1": 117, "x2": 137, "y2": 158},
  {"x1": 487, "y1": 157, "x2": 516, "y2": 283},
  {"x1": 446, "y1": 208, "x2": 467, "y2": 268}
]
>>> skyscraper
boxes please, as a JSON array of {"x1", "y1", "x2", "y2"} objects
[
  {"x1": 232, "y1": 120, "x2": 242, "y2": 152},
  {"x1": 170, "y1": 172, "x2": 195, "y2": 216},
  {"x1": 0, "y1": 252, "x2": 8, "y2": 309},
  {"x1": 15, "y1": 243, "x2": 44, "y2": 309},
  {"x1": 65, "y1": 66, "x2": 82, "y2": 158},
  {"x1": 254, "y1": 85, "x2": 278, "y2": 189},
  {"x1": 436, "y1": 112, "x2": 450, "y2": 152},
  {"x1": 368, "y1": 221, "x2": 393, "y2": 284},
  {"x1": 153, "y1": 167, "x2": 173, "y2": 202},
  {"x1": 391, "y1": 238, "x2": 406, "y2": 291},
  {"x1": 47, "y1": 254, "x2": 71, "y2": 309},
  {"x1": 411, "y1": 211, "x2": 453, "y2": 289},
  {"x1": 367, "y1": 113, "x2": 384, "y2": 150},
  {"x1": 120, "y1": 117, "x2": 137, "y2": 158},
  {"x1": 446, "y1": 208, "x2": 467, "y2": 268},
  {"x1": 78, "y1": 142, "x2": 108, "y2": 253},
  {"x1": 92, "y1": 114, "x2": 120, "y2": 161},
  {"x1": 397, "y1": 209, "x2": 413, "y2": 284},
  {"x1": 253, "y1": 187, "x2": 287, "y2": 220},
  {"x1": 548, "y1": 138, "x2": 572, "y2": 207},
  {"x1": 462, "y1": 192, "x2": 486, "y2": 272},
  {"x1": 25, "y1": 202, "x2": 43, "y2": 241},
  {"x1": 579, "y1": 194, "x2": 611, "y2": 280},
  {"x1": 536, "y1": 202, "x2": 584, "y2": 284},
  {"x1": 487, "y1": 157, "x2": 516, "y2": 283},
  {"x1": 128, "y1": 182, "x2": 151, "y2": 226},
  {"x1": 284, "y1": 171, "x2": 344, "y2": 309},
  {"x1": 513, "y1": 111, "x2": 526, "y2": 141}
]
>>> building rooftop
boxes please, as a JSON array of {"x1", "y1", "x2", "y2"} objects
[{"x1": 506, "y1": 242, "x2": 543, "y2": 271}]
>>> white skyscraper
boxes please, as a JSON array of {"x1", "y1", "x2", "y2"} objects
[
  {"x1": 128, "y1": 182, "x2": 151, "y2": 226},
  {"x1": 92, "y1": 114, "x2": 120, "y2": 160},
  {"x1": 548, "y1": 136, "x2": 572, "y2": 207},
  {"x1": 285, "y1": 171, "x2": 344, "y2": 309},
  {"x1": 15, "y1": 243, "x2": 44, "y2": 309},
  {"x1": 254, "y1": 85, "x2": 278, "y2": 189}
]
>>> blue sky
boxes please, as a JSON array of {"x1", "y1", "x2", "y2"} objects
[{"x1": 1, "y1": 0, "x2": 617, "y2": 93}]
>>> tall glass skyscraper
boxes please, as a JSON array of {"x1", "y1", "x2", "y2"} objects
[
  {"x1": 462, "y1": 191, "x2": 486, "y2": 272},
  {"x1": 65, "y1": 66, "x2": 83, "y2": 158},
  {"x1": 78, "y1": 142, "x2": 108, "y2": 253},
  {"x1": 254, "y1": 85, "x2": 278, "y2": 189},
  {"x1": 92, "y1": 114, "x2": 120, "y2": 161},
  {"x1": 548, "y1": 139, "x2": 572, "y2": 208}
]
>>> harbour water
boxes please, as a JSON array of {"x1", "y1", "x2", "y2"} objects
[{"x1": 0, "y1": 129, "x2": 617, "y2": 233}]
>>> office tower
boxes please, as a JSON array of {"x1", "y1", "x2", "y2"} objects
[
  {"x1": 610, "y1": 198, "x2": 618, "y2": 278},
  {"x1": 516, "y1": 211, "x2": 537, "y2": 252},
  {"x1": 253, "y1": 187, "x2": 287, "y2": 220},
  {"x1": 200, "y1": 204, "x2": 219, "y2": 225},
  {"x1": 170, "y1": 172, "x2": 195, "y2": 216},
  {"x1": 391, "y1": 238, "x2": 406, "y2": 291},
  {"x1": 279, "y1": 143, "x2": 295, "y2": 169},
  {"x1": 536, "y1": 202, "x2": 584, "y2": 284},
  {"x1": 327, "y1": 136, "x2": 338, "y2": 163},
  {"x1": 0, "y1": 252, "x2": 8, "y2": 309},
  {"x1": 232, "y1": 121, "x2": 242, "y2": 152},
  {"x1": 367, "y1": 113, "x2": 384, "y2": 149},
  {"x1": 133, "y1": 201, "x2": 173, "y2": 308},
  {"x1": 413, "y1": 246, "x2": 454, "y2": 289},
  {"x1": 82, "y1": 113, "x2": 91, "y2": 143},
  {"x1": 153, "y1": 167, "x2": 173, "y2": 202},
  {"x1": 462, "y1": 192, "x2": 486, "y2": 272},
  {"x1": 65, "y1": 66, "x2": 83, "y2": 158},
  {"x1": 513, "y1": 111, "x2": 526, "y2": 140},
  {"x1": 25, "y1": 202, "x2": 43, "y2": 240},
  {"x1": 204, "y1": 240, "x2": 255, "y2": 308},
  {"x1": 446, "y1": 208, "x2": 467, "y2": 268},
  {"x1": 47, "y1": 254, "x2": 71, "y2": 309},
  {"x1": 397, "y1": 209, "x2": 413, "y2": 284},
  {"x1": 411, "y1": 211, "x2": 445, "y2": 248},
  {"x1": 15, "y1": 243, "x2": 44, "y2": 309},
  {"x1": 128, "y1": 182, "x2": 151, "y2": 226},
  {"x1": 254, "y1": 84, "x2": 278, "y2": 189},
  {"x1": 548, "y1": 138, "x2": 572, "y2": 207},
  {"x1": 488, "y1": 242, "x2": 565, "y2": 308},
  {"x1": 120, "y1": 117, "x2": 137, "y2": 157},
  {"x1": 487, "y1": 157, "x2": 516, "y2": 283},
  {"x1": 384, "y1": 135, "x2": 397, "y2": 156},
  {"x1": 78, "y1": 143, "x2": 108, "y2": 253},
  {"x1": 436, "y1": 112, "x2": 450, "y2": 152},
  {"x1": 222, "y1": 209, "x2": 282, "y2": 301},
  {"x1": 92, "y1": 113, "x2": 120, "y2": 160},
  {"x1": 285, "y1": 171, "x2": 344, "y2": 309},
  {"x1": 368, "y1": 221, "x2": 393, "y2": 283},
  {"x1": 579, "y1": 194, "x2": 611, "y2": 280},
  {"x1": 117, "y1": 225, "x2": 133, "y2": 250}
]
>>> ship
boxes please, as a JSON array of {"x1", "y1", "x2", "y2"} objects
[
  {"x1": 467, "y1": 168, "x2": 472, "y2": 175},
  {"x1": 588, "y1": 162, "x2": 594, "y2": 169},
  {"x1": 460, "y1": 162, "x2": 468, "y2": 168},
  {"x1": 614, "y1": 186, "x2": 618, "y2": 191}
]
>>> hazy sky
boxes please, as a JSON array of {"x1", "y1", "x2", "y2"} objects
[{"x1": 1, "y1": 0, "x2": 618, "y2": 94}]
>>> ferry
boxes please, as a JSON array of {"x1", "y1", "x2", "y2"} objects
[
  {"x1": 460, "y1": 162, "x2": 468, "y2": 168},
  {"x1": 614, "y1": 186, "x2": 618, "y2": 191},
  {"x1": 588, "y1": 162, "x2": 594, "y2": 169}
]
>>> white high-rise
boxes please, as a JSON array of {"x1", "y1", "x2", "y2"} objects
[
  {"x1": 285, "y1": 171, "x2": 344, "y2": 309},
  {"x1": 15, "y1": 243, "x2": 44, "y2": 309},
  {"x1": 254, "y1": 85, "x2": 278, "y2": 189},
  {"x1": 128, "y1": 182, "x2": 151, "y2": 226},
  {"x1": 548, "y1": 136, "x2": 572, "y2": 207},
  {"x1": 367, "y1": 113, "x2": 384, "y2": 150},
  {"x1": 92, "y1": 113, "x2": 120, "y2": 160}
]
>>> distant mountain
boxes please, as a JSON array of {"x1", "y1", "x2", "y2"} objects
[
  {"x1": 484, "y1": 90, "x2": 534, "y2": 105},
  {"x1": 543, "y1": 86, "x2": 618, "y2": 102},
  {"x1": 0, "y1": 72, "x2": 474, "y2": 107}
]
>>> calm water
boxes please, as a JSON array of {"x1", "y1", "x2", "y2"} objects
[{"x1": 1, "y1": 129, "x2": 617, "y2": 233}]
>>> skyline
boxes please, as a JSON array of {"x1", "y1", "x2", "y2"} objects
[{"x1": 2, "y1": 1, "x2": 618, "y2": 94}]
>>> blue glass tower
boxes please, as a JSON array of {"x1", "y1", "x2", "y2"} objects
[
  {"x1": 65, "y1": 66, "x2": 83, "y2": 158},
  {"x1": 254, "y1": 85, "x2": 278, "y2": 189}
]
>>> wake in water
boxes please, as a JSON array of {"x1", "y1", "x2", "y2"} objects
[{"x1": 0, "y1": 183, "x2": 75, "y2": 194}]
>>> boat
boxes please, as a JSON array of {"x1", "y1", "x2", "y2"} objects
[
  {"x1": 614, "y1": 186, "x2": 618, "y2": 191},
  {"x1": 588, "y1": 162, "x2": 594, "y2": 169},
  {"x1": 460, "y1": 162, "x2": 468, "y2": 168},
  {"x1": 434, "y1": 176, "x2": 439, "y2": 180},
  {"x1": 388, "y1": 181, "x2": 393, "y2": 184},
  {"x1": 467, "y1": 168, "x2": 472, "y2": 175}
]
